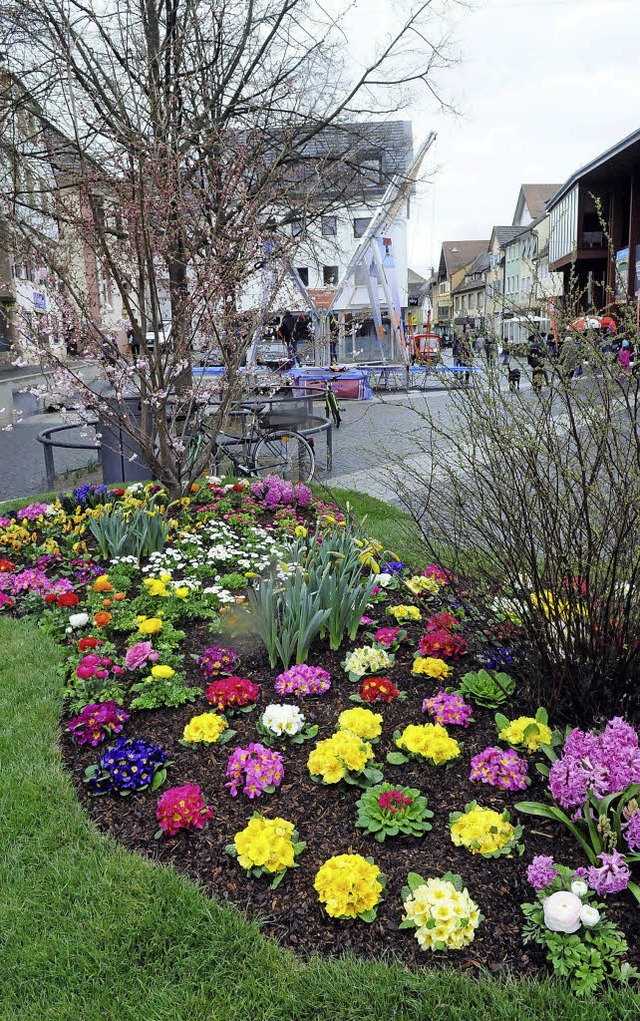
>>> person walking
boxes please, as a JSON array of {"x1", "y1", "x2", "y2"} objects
[
  {"x1": 458, "y1": 331, "x2": 474, "y2": 386},
  {"x1": 484, "y1": 335, "x2": 496, "y2": 365},
  {"x1": 277, "y1": 310, "x2": 301, "y2": 366},
  {"x1": 527, "y1": 337, "x2": 548, "y2": 395},
  {"x1": 127, "y1": 326, "x2": 140, "y2": 363},
  {"x1": 619, "y1": 338, "x2": 632, "y2": 373},
  {"x1": 501, "y1": 336, "x2": 510, "y2": 365}
]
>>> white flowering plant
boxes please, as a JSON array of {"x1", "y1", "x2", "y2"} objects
[
  {"x1": 343, "y1": 645, "x2": 395, "y2": 683},
  {"x1": 521, "y1": 862, "x2": 637, "y2": 996},
  {"x1": 256, "y1": 704, "x2": 318, "y2": 746}
]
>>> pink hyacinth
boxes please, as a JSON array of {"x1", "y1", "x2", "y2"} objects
[
  {"x1": 155, "y1": 784, "x2": 213, "y2": 836},
  {"x1": 274, "y1": 663, "x2": 331, "y2": 696}
]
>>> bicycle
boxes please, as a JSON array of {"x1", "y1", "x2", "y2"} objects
[
  {"x1": 323, "y1": 378, "x2": 342, "y2": 428},
  {"x1": 189, "y1": 402, "x2": 316, "y2": 483}
]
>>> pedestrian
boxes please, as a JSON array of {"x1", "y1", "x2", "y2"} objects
[
  {"x1": 127, "y1": 326, "x2": 140, "y2": 363},
  {"x1": 458, "y1": 332, "x2": 474, "y2": 386},
  {"x1": 484, "y1": 335, "x2": 496, "y2": 365},
  {"x1": 619, "y1": 338, "x2": 631, "y2": 373},
  {"x1": 501, "y1": 336, "x2": 510, "y2": 365},
  {"x1": 527, "y1": 337, "x2": 548, "y2": 395},
  {"x1": 277, "y1": 309, "x2": 301, "y2": 366},
  {"x1": 101, "y1": 334, "x2": 119, "y2": 366},
  {"x1": 452, "y1": 332, "x2": 460, "y2": 366}
]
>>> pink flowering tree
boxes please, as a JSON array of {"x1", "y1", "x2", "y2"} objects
[{"x1": 0, "y1": 0, "x2": 454, "y2": 497}]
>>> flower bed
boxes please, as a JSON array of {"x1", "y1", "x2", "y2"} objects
[{"x1": 2, "y1": 479, "x2": 640, "y2": 988}]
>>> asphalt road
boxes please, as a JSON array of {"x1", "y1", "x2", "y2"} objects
[{"x1": 0, "y1": 357, "x2": 533, "y2": 503}]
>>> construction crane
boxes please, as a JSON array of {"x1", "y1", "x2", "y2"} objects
[{"x1": 246, "y1": 131, "x2": 436, "y2": 368}]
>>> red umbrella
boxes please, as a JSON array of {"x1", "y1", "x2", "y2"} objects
[{"x1": 570, "y1": 315, "x2": 617, "y2": 332}]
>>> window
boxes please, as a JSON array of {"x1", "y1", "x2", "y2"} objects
[
  {"x1": 468, "y1": 293, "x2": 475, "y2": 310},
  {"x1": 353, "y1": 216, "x2": 372, "y2": 239},
  {"x1": 321, "y1": 216, "x2": 337, "y2": 237},
  {"x1": 323, "y1": 265, "x2": 338, "y2": 285},
  {"x1": 290, "y1": 219, "x2": 303, "y2": 238},
  {"x1": 439, "y1": 281, "x2": 450, "y2": 295},
  {"x1": 359, "y1": 155, "x2": 383, "y2": 187},
  {"x1": 296, "y1": 267, "x2": 309, "y2": 286}
]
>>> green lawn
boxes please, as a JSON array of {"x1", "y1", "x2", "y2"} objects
[{"x1": 2, "y1": 612, "x2": 640, "y2": 1019}]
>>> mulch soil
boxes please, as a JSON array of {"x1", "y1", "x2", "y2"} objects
[{"x1": 59, "y1": 603, "x2": 640, "y2": 975}]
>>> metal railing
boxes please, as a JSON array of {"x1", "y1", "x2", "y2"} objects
[{"x1": 37, "y1": 420, "x2": 101, "y2": 490}]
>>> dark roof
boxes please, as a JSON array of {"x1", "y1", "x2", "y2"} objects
[
  {"x1": 452, "y1": 253, "x2": 490, "y2": 295},
  {"x1": 517, "y1": 184, "x2": 561, "y2": 222},
  {"x1": 439, "y1": 240, "x2": 489, "y2": 278},
  {"x1": 548, "y1": 126, "x2": 640, "y2": 209},
  {"x1": 491, "y1": 225, "x2": 526, "y2": 247},
  {"x1": 300, "y1": 120, "x2": 414, "y2": 190}
]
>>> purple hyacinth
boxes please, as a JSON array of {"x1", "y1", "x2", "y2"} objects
[
  {"x1": 622, "y1": 808, "x2": 640, "y2": 852},
  {"x1": 549, "y1": 717, "x2": 640, "y2": 811},
  {"x1": 527, "y1": 855, "x2": 559, "y2": 890},
  {"x1": 587, "y1": 849, "x2": 631, "y2": 895}
]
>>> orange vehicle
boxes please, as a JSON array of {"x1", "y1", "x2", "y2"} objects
[{"x1": 411, "y1": 332, "x2": 441, "y2": 365}]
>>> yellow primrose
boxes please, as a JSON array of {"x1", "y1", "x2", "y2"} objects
[{"x1": 174, "y1": 587, "x2": 189, "y2": 599}]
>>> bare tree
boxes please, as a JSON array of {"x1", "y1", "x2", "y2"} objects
[
  {"x1": 0, "y1": 0, "x2": 455, "y2": 496},
  {"x1": 390, "y1": 305, "x2": 640, "y2": 723}
]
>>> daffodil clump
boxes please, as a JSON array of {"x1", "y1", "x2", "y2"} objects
[
  {"x1": 392, "y1": 723, "x2": 462, "y2": 766},
  {"x1": 307, "y1": 730, "x2": 381, "y2": 786},
  {"x1": 401, "y1": 872, "x2": 482, "y2": 951},
  {"x1": 496, "y1": 708, "x2": 552, "y2": 752},
  {"x1": 412, "y1": 655, "x2": 452, "y2": 680},
  {"x1": 227, "y1": 814, "x2": 306, "y2": 887},
  {"x1": 387, "y1": 604, "x2": 421, "y2": 623},
  {"x1": 343, "y1": 645, "x2": 394, "y2": 681},
  {"x1": 449, "y1": 802, "x2": 523, "y2": 857},
  {"x1": 337, "y1": 706, "x2": 383, "y2": 742},
  {"x1": 182, "y1": 712, "x2": 230, "y2": 745},
  {"x1": 314, "y1": 853, "x2": 386, "y2": 920}
]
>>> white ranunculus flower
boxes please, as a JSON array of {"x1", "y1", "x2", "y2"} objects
[
  {"x1": 376, "y1": 573, "x2": 392, "y2": 587},
  {"x1": 579, "y1": 905, "x2": 600, "y2": 927},
  {"x1": 571, "y1": 879, "x2": 589, "y2": 898},
  {"x1": 542, "y1": 891, "x2": 582, "y2": 933},
  {"x1": 68, "y1": 612, "x2": 89, "y2": 628}
]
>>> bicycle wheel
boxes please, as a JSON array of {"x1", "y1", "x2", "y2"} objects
[{"x1": 252, "y1": 429, "x2": 315, "y2": 483}]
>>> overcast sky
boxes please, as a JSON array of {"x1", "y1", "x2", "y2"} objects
[{"x1": 367, "y1": 0, "x2": 640, "y2": 277}]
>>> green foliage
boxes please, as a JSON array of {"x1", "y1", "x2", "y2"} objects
[
  {"x1": 355, "y1": 783, "x2": 433, "y2": 842},
  {"x1": 88, "y1": 505, "x2": 169, "y2": 562},
  {"x1": 247, "y1": 572, "x2": 330, "y2": 669},
  {"x1": 521, "y1": 864, "x2": 638, "y2": 996},
  {"x1": 129, "y1": 673, "x2": 198, "y2": 710},
  {"x1": 64, "y1": 675, "x2": 126, "y2": 714},
  {"x1": 218, "y1": 571, "x2": 248, "y2": 591},
  {"x1": 457, "y1": 669, "x2": 516, "y2": 708}
]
